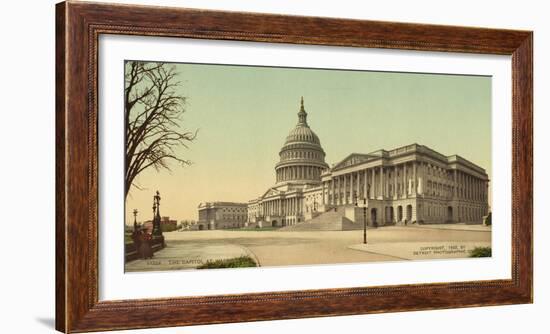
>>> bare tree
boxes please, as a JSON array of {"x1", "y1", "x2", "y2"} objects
[{"x1": 125, "y1": 61, "x2": 197, "y2": 199}]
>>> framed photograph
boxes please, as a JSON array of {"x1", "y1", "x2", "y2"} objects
[{"x1": 56, "y1": 1, "x2": 532, "y2": 332}]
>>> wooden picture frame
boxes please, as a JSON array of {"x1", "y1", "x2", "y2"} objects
[{"x1": 56, "y1": 1, "x2": 533, "y2": 332}]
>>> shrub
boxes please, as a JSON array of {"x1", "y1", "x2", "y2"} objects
[
  {"x1": 197, "y1": 256, "x2": 257, "y2": 269},
  {"x1": 124, "y1": 233, "x2": 134, "y2": 244},
  {"x1": 469, "y1": 246, "x2": 492, "y2": 257}
]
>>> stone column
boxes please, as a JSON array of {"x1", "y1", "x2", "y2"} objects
[
  {"x1": 403, "y1": 164, "x2": 407, "y2": 198},
  {"x1": 363, "y1": 169, "x2": 368, "y2": 200},
  {"x1": 334, "y1": 177, "x2": 338, "y2": 205},
  {"x1": 287, "y1": 198, "x2": 290, "y2": 215},
  {"x1": 469, "y1": 175, "x2": 472, "y2": 200},
  {"x1": 457, "y1": 171, "x2": 461, "y2": 198},
  {"x1": 467, "y1": 175, "x2": 471, "y2": 200},
  {"x1": 474, "y1": 177, "x2": 476, "y2": 201},
  {"x1": 331, "y1": 179, "x2": 335, "y2": 205},
  {"x1": 470, "y1": 176, "x2": 473, "y2": 200},
  {"x1": 418, "y1": 163, "x2": 423, "y2": 195},
  {"x1": 356, "y1": 172, "x2": 361, "y2": 200},
  {"x1": 351, "y1": 173, "x2": 355, "y2": 201},
  {"x1": 355, "y1": 172, "x2": 361, "y2": 202},
  {"x1": 379, "y1": 166, "x2": 384, "y2": 198},
  {"x1": 478, "y1": 180, "x2": 481, "y2": 201},
  {"x1": 464, "y1": 174, "x2": 467, "y2": 200},
  {"x1": 343, "y1": 174, "x2": 348, "y2": 204},
  {"x1": 460, "y1": 171, "x2": 464, "y2": 199},
  {"x1": 369, "y1": 168, "x2": 375, "y2": 198},
  {"x1": 336, "y1": 177, "x2": 340, "y2": 205},
  {"x1": 393, "y1": 166, "x2": 398, "y2": 198},
  {"x1": 479, "y1": 179, "x2": 482, "y2": 201},
  {"x1": 322, "y1": 181, "x2": 326, "y2": 205},
  {"x1": 413, "y1": 162, "x2": 417, "y2": 196},
  {"x1": 422, "y1": 162, "x2": 427, "y2": 195},
  {"x1": 288, "y1": 197, "x2": 294, "y2": 215},
  {"x1": 462, "y1": 172, "x2": 468, "y2": 198},
  {"x1": 472, "y1": 177, "x2": 475, "y2": 200},
  {"x1": 474, "y1": 178, "x2": 477, "y2": 200},
  {"x1": 482, "y1": 180, "x2": 485, "y2": 202},
  {"x1": 341, "y1": 176, "x2": 345, "y2": 205},
  {"x1": 453, "y1": 170, "x2": 457, "y2": 197}
]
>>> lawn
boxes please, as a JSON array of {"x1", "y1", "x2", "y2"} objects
[
  {"x1": 124, "y1": 233, "x2": 134, "y2": 244},
  {"x1": 469, "y1": 246, "x2": 491, "y2": 257}
]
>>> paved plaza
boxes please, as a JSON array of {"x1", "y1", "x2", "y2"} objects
[{"x1": 125, "y1": 224, "x2": 491, "y2": 272}]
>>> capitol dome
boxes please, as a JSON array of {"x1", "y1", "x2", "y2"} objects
[
  {"x1": 275, "y1": 97, "x2": 329, "y2": 184},
  {"x1": 284, "y1": 120, "x2": 321, "y2": 145}
]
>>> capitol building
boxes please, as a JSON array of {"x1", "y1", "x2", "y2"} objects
[{"x1": 245, "y1": 97, "x2": 490, "y2": 229}]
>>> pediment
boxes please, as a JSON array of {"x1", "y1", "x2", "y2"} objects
[
  {"x1": 261, "y1": 187, "x2": 281, "y2": 199},
  {"x1": 332, "y1": 153, "x2": 374, "y2": 171}
]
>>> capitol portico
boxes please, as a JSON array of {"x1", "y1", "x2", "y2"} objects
[{"x1": 247, "y1": 98, "x2": 490, "y2": 229}]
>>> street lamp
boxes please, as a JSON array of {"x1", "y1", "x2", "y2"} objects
[
  {"x1": 133, "y1": 209, "x2": 139, "y2": 233},
  {"x1": 152, "y1": 190, "x2": 162, "y2": 237},
  {"x1": 355, "y1": 193, "x2": 367, "y2": 244},
  {"x1": 363, "y1": 197, "x2": 367, "y2": 244}
]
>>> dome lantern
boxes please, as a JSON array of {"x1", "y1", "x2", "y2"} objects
[{"x1": 297, "y1": 96, "x2": 308, "y2": 126}]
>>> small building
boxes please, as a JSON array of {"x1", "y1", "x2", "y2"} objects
[
  {"x1": 196, "y1": 202, "x2": 248, "y2": 230},
  {"x1": 143, "y1": 216, "x2": 178, "y2": 233}
]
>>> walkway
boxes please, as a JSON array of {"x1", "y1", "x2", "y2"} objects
[{"x1": 125, "y1": 226, "x2": 491, "y2": 272}]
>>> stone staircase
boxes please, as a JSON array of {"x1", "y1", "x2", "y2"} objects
[{"x1": 279, "y1": 207, "x2": 362, "y2": 231}]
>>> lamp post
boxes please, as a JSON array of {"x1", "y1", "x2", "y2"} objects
[
  {"x1": 152, "y1": 202, "x2": 156, "y2": 233},
  {"x1": 363, "y1": 197, "x2": 367, "y2": 244},
  {"x1": 152, "y1": 190, "x2": 162, "y2": 236},
  {"x1": 133, "y1": 209, "x2": 138, "y2": 233},
  {"x1": 355, "y1": 193, "x2": 367, "y2": 244}
]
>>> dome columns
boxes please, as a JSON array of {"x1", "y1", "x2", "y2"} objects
[{"x1": 275, "y1": 165, "x2": 326, "y2": 184}]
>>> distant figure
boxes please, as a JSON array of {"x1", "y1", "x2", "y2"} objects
[{"x1": 138, "y1": 229, "x2": 153, "y2": 259}]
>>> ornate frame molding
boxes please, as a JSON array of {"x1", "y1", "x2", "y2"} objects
[{"x1": 56, "y1": 1, "x2": 532, "y2": 332}]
